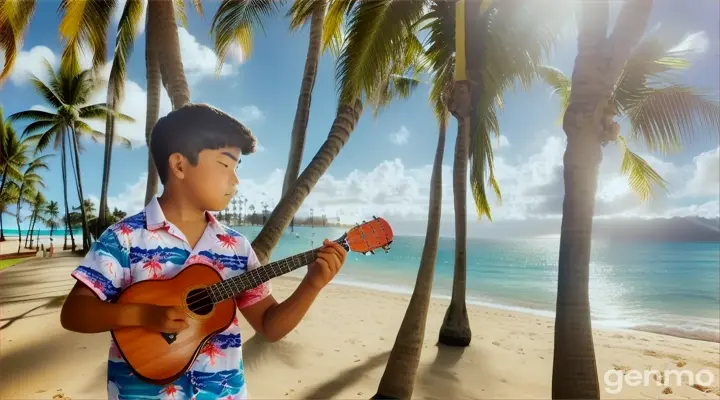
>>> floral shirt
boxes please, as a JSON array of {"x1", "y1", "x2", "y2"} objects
[{"x1": 71, "y1": 197, "x2": 271, "y2": 400}]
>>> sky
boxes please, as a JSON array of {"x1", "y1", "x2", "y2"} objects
[{"x1": 0, "y1": 0, "x2": 718, "y2": 237}]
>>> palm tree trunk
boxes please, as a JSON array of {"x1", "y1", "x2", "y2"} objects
[
  {"x1": 61, "y1": 131, "x2": 75, "y2": 251},
  {"x1": 148, "y1": 0, "x2": 190, "y2": 109},
  {"x1": 15, "y1": 191, "x2": 22, "y2": 253},
  {"x1": 282, "y1": 0, "x2": 326, "y2": 229},
  {"x1": 551, "y1": 1, "x2": 653, "y2": 398},
  {"x1": 143, "y1": 36, "x2": 162, "y2": 206},
  {"x1": 251, "y1": 100, "x2": 363, "y2": 264},
  {"x1": 26, "y1": 209, "x2": 36, "y2": 248},
  {"x1": 35, "y1": 225, "x2": 39, "y2": 250},
  {"x1": 98, "y1": 90, "x2": 116, "y2": 236},
  {"x1": 0, "y1": 165, "x2": 9, "y2": 241},
  {"x1": 439, "y1": 82, "x2": 472, "y2": 347},
  {"x1": 68, "y1": 123, "x2": 91, "y2": 251},
  {"x1": 373, "y1": 115, "x2": 447, "y2": 400}
]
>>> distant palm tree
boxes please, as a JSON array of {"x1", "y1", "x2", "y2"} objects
[
  {"x1": 8, "y1": 61, "x2": 133, "y2": 252},
  {"x1": 1, "y1": 116, "x2": 32, "y2": 241},
  {"x1": 6, "y1": 154, "x2": 49, "y2": 253},
  {"x1": 25, "y1": 191, "x2": 45, "y2": 249},
  {"x1": 43, "y1": 200, "x2": 60, "y2": 238}
]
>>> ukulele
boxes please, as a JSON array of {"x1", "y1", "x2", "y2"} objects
[{"x1": 111, "y1": 217, "x2": 393, "y2": 385}]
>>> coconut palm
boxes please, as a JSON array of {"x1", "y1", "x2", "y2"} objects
[
  {"x1": 547, "y1": 0, "x2": 712, "y2": 397},
  {"x1": 0, "y1": 116, "x2": 29, "y2": 241},
  {"x1": 250, "y1": 8, "x2": 425, "y2": 263},
  {"x1": 44, "y1": 200, "x2": 60, "y2": 238},
  {"x1": 211, "y1": 0, "x2": 345, "y2": 230},
  {"x1": 8, "y1": 60, "x2": 133, "y2": 252},
  {"x1": 539, "y1": 33, "x2": 719, "y2": 202},
  {"x1": 6, "y1": 153, "x2": 48, "y2": 253},
  {"x1": 0, "y1": 184, "x2": 18, "y2": 241},
  {"x1": 373, "y1": 54, "x2": 452, "y2": 400},
  {"x1": 25, "y1": 191, "x2": 45, "y2": 248}
]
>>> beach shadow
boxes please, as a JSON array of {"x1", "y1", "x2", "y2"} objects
[
  {"x1": 416, "y1": 344, "x2": 472, "y2": 399},
  {"x1": 0, "y1": 331, "x2": 77, "y2": 389},
  {"x1": 242, "y1": 333, "x2": 304, "y2": 370},
  {"x1": 0, "y1": 295, "x2": 66, "y2": 331},
  {"x1": 301, "y1": 351, "x2": 390, "y2": 399}
]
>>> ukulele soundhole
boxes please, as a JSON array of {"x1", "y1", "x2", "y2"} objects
[{"x1": 186, "y1": 288, "x2": 213, "y2": 316}]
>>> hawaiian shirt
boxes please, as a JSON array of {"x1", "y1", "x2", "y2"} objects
[{"x1": 70, "y1": 197, "x2": 271, "y2": 400}]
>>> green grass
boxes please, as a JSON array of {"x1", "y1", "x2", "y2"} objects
[{"x1": 0, "y1": 257, "x2": 30, "y2": 271}]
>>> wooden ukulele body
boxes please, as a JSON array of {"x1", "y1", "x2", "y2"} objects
[{"x1": 111, "y1": 264, "x2": 236, "y2": 385}]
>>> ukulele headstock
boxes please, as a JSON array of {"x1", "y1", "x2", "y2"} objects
[{"x1": 335, "y1": 216, "x2": 393, "y2": 255}]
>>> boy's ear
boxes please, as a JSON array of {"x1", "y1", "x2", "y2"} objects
[{"x1": 168, "y1": 153, "x2": 187, "y2": 180}]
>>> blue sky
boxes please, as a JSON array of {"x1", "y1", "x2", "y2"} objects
[{"x1": 1, "y1": 0, "x2": 718, "y2": 234}]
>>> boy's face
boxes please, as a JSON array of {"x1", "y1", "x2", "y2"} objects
[{"x1": 181, "y1": 146, "x2": 241, "y2": 212}]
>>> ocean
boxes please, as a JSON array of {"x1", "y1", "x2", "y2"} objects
[
  {"x1": 235, "y1": 225, "x2": 720, "y2": 342},
  {"x1": 5, "y1": 225, "x2": 718, "y2": 341}
]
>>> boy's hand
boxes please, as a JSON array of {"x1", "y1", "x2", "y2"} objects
[
  {"x1": 304, "y1": 239, "x2": 347, "y2": 291},
  {"x1": 138, "y1": 304, "x2": 190, "y2": 333}
]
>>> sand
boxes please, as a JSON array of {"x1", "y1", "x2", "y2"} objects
[{"x1": 1, "y1": 257, "x2": 718, "y2": 400}]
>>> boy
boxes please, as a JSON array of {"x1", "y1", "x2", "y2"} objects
[{"x1": 60, "y1": 104, "x2": 347, "y2": 399}]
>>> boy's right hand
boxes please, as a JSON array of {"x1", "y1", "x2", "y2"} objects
[{"x1": 138, "y1": 304, "x2": 190, "y2": 333}]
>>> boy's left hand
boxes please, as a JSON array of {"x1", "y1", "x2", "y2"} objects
[{"x1": 305, "y1": 239, "x2": 347, "y2": 291}]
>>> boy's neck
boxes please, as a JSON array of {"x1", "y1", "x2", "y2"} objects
[{"x1": 157, "y1": 192, "x2": 208, "y2": 227}]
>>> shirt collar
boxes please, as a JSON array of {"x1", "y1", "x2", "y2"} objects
[{"x1": 145, "y1": 196, "x2": 227, "y2": 236}]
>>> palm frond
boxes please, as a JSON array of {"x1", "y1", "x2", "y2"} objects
[
  {"x1": 335, "y1": 0, "x2": 428, "y2": 105},
  {"x1": 322, "y1": 0, "x2": 353, "y2": 57},
  {"x1": 211, "y1": 0, "x2": 284, "y2": 71},
  {"x1": 537, "y1": 65, "x2": 571, "y2": 124},
  {"x1": 58, "y1": 0, "x2": 116, "y2": 75},
  {"x1": 617, "y1": 135, "x2": 668, "y2": 202},
  {"x1": 625, "y1": 85, "x2": 720, "y2": 153},
  {"x1": 7, "y1": 110, "x2": 57, "y2": 123},
  {"x1": 287, "y1": 0, "x2": 323, "y2": 30},
  {"x1": 106, "y1": 0, "x2": 144, "y2": 105},
  {"x1": 613, "y1": 30, "x2": 694, "y2": 113},
  {"x1": 79, "y1": 103, "x2": 135, "y2": 123},
  {"x1": 21, "y1": 120, "x2": 55, "y2": 137},
  {"x1": 0, "y1": 0, "x2": 37, "y2": 85},
  {"x1": 174, "y1": 0, "x2": 188, "y2": 27}
]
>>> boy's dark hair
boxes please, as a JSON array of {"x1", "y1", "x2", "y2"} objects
[{"x1": 150, "y1": 103, "x2": 257, "y2": 184}]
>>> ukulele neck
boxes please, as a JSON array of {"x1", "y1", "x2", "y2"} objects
[{"x1": 208, "y1": 236, "x2": 348, "y2": 303}]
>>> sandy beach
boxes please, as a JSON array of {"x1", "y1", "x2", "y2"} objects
[{"x1": 1, "y1": 257, "x2": 718, "y2": 400}]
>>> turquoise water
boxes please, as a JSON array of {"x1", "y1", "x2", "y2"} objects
[{"x1": 236, "y1": 225, "x2": 720, "y2": 341}]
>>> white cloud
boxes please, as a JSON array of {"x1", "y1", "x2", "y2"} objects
[
  {"x1": 684, "y1": 147, "x2": 719, "y2": 198},
  {"x1": 390, "y1": 126, "x2": 410, "y2": 145},
  {"x1": 8, "y1": 46, "x2": 57, "y2": 86},
  {"x1": 90, "y1": 172, "x2": 156, "y2": 216},
  {"x1": 495, "y1": 135, "x2": 510, "y2": 149},
  {"x1": 233, "y1": 105, "x2": 264, "y2": 123},
  {"x1": 177, "y1": 27, "x2": 234, "y2": 84},
  {"x1": 669, "y1": 31, "x2": 710, "y2": 55}
]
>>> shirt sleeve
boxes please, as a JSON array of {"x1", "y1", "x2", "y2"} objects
[
  {"x1": 70, "y1": 227, "x2": 130, "y2": 302},
  {"x1": 235, "y1": 240, "x2": 272, "y2": 310}
]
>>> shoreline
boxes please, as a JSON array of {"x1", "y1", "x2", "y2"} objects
[{"x1": 326, "y1": 275, "x2": 720, "y2": 344}]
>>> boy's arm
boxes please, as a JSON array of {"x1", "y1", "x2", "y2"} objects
[{"x1": 238, "y1": 239, "x2": 346, "y2": 342}]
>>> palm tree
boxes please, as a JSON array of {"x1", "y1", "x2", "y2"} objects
[
  {"x1": 25, "y1": 191, "x2": 45, "y2": 248},
  {"x1": 250, "y1": 11, "x2": 425, "y2": 263},
  {"x1": 8, "y1": 61, "x2": 133, "y2": 252},
  {"x1": 44, "y1": 200, "x2": 60, "y2": 238},
  {"x1": 427, "y1": 0, "x2": 563, "y2": 347},
  {"x1": 545, "y1": 1, "x2": 708, "y2": 398},
  {"x1": 0, "y1": 185, "x2": 19, "y2": 241},
  {"x1": 373, "y1": 54, "x2": 452, "y2": 399},
  {"x1": 1, "y1": 116, "x2": 30, "y2": 241},
  {"x1": 6, "y1": 153, "x2": 48, "y2": 253},
  {"x1": 539, "y1": 31, "x2": 720, "y2": 202}
]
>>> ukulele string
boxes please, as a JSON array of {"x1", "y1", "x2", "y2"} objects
[{"x1": 183, "y1": 239, "x2": 343, "y2": 309}]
